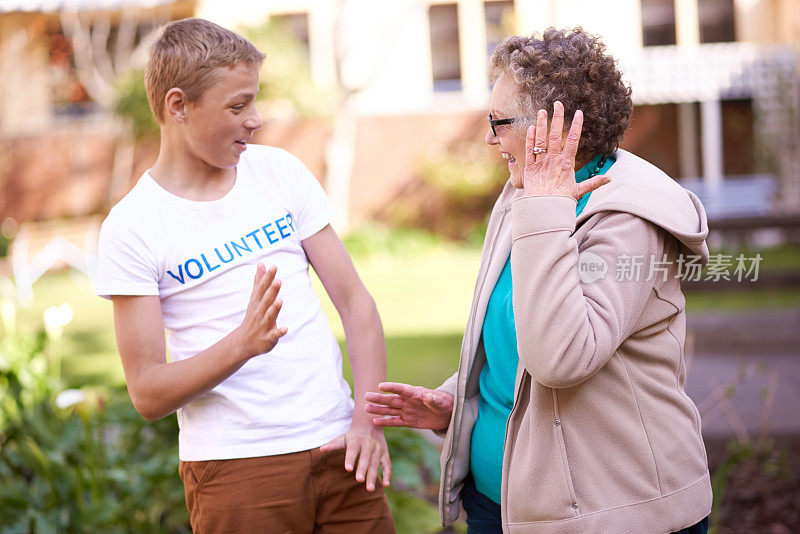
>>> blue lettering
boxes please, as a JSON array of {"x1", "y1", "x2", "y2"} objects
[
  {"x1": 275, "y1": 217, "x2": 290, "y2": 239},
  {"x1": 185, "y1": 258, "x2": 203, "y2": 279},
  {"x1": 215, "y1": 244, "x2": 235, "y2": 264},
  {"x1": 285, "y1": 213, "x2": 295, "y2": 232},
  {"x1": 246, "y1": 230, "x2": 263, "y2": 249},
  {"x1": 262, "y1": 223, "x2": 279, "y2": 244},
  {"x1": 231, "y1": 237, "x2": 252, "y2": 257},
  {"x1": 201, "y1": 253, "x2": 220, "y2": 272},
  {"x1": 167, "y1": 265, "x2": 185, "y2": 284}
]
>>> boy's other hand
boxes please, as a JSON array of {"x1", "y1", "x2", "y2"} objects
[
  {"x1": 236, "y1": 263, "x2": 287, "y2": 360},
  {"x1": 365, "y1": 382, "x2": 453, "y2": 431},
  {"x1": 319, "y1": 423, "x2": 391, "y2": 491}
]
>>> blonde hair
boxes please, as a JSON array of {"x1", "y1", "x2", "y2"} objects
[{"x1": 144, "y1": 18, "x2": 265, "y2": 123}]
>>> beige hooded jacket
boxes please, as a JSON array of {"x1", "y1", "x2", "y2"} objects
[{"x1": 437, "y1": 149, "x2": 712, "y2": 533}]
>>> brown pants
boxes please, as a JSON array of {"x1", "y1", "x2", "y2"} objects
[{"x1": 178, "y1": 447, "x2": 395, "y2": 534}]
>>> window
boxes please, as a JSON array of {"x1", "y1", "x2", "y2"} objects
[
  {"x1": 699, "y1": 0, "x2": 736, "y2": 43},
  {"x1": 641, "y1": 0, "x2": 677, "y2": 46},
  {"x1": 485, "y1": 1, "x2": 514, "y2": 56},
  {"x1": 429, "y1": 3, "x2": 462, "y2": 92}
]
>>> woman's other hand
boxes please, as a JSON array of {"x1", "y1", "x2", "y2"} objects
[
  {"x1": 365, "y1": 382, "x2": 453, "y2": 431},
  {"x1": 523, "y1": 101, "x2": 610, "y2": 200}
]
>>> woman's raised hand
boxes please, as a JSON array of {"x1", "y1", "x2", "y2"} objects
[
  {"x1": 365, "y1": 382, "x2": 454, "y2": 431},
  {"x1": 523, "y1": 101, "x2": 610, "y2": 200}
]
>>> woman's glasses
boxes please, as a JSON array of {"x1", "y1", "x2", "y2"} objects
[{"x1": 487, "y1": 113, "x2": 518, "y2": 136}]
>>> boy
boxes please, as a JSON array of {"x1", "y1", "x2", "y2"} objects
[{"x1": 96, "y1": 18, "x2": 394, "y2": 533}]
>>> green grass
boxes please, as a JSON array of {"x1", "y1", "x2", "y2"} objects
[
  {"x1": 7, "y1": 242, "x2": 800, "y2": 392},
  {"x1": 10, "y1": 243, "x2": 479, "y2": 391},
  {"x1": 685, "y1": 288, "x2": 800, "y2": 313}
]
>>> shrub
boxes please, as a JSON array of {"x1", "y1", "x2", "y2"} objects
[{"x1": 383, "y1": 142, "x2": 508, "y2": 241}]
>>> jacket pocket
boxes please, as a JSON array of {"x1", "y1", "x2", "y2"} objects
[
  {"x1": 554, "y1": 358, "x2": 662, "y2": 512},
  {"x1": 504, "y1": 376, "x2": 580, "y2": 523}
]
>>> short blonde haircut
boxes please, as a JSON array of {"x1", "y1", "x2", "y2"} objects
[{"x1": 145, "y1": 18, "x2": 265, "y2": 123}]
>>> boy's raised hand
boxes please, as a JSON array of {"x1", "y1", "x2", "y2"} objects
[{"x1": 237, "y1": 263, "x2": 287, "y2": 360}]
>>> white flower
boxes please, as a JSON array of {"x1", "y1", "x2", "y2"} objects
[
  {"x1": 55, "y1": 388, "x2": 86, "y2": 409},
  {"x1": 43, "y1": 303, "x2": 74, "y2": 338}
]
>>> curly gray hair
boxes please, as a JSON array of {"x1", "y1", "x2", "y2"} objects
[{"x1": 489, "y1": 27, "x2": 633, "y2": 160}]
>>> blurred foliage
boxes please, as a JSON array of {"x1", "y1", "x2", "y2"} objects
[
  {"x1": 239, "y1": 18, "x2": 332, "y2": 118},
  {"x1": 384, "y1": 428, "x2": 443, "y2": 534},
  {"x1": 0, "y1": 297, "x2": 443, "y2": 533},
  {"x1": 384, "y1": 143, "x2": 508, "y2": 241},
  {"x1": 114, "y1": 70, "x2": 159, "y2": 140},
  {"x1": 342, "y1": 224, "x2": 448, "y2": 258},
  {"x1": 0, "y1": 297, "x2": 187, "y2": 533}
]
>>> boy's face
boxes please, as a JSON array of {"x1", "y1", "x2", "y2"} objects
[{"x1": 182, "y1": 63, "x2": 262, "y2": 170}]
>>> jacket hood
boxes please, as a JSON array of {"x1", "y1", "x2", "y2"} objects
[{"x1": 578, "y1": 149, "x2": 710, "y2": 262}]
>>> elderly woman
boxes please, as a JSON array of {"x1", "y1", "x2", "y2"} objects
[{"x1": 366, "y1": 28, "x2": 712, "y2": 534}]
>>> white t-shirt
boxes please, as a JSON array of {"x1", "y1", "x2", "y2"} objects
[{"x1": 96, "y1": 145, "x2": 353, "y2": 461}]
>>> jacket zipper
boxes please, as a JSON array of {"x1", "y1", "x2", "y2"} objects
[{"x1": 441, "y1": 206, "x2": 510, "y2": 514}]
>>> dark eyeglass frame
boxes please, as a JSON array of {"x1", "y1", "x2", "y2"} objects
[{"x1": 487, "y1": 113, "x2": 518, "y2": 136}]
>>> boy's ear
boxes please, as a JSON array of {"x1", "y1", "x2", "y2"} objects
[{"x1": 164, "y1": 87, "x2": 188, "y2": 124}]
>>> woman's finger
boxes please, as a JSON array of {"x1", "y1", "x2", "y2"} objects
[
  {"x1": 364, "y1": 392, "x2": 404, "y2": 409},
  {"x1": 563, "y1": 109, "x2": 584, "y2": 163},
  {"x1": 524, "y1": 124, "x2": 537, "y2": 172},
  {"x1": 423, "y1": 391, "x2": 454, "y2": 412},
  {"x1": 365, "y1": 403, "x2": 400, "y2": 416},
  {"x1": 575, "y1": 175, "x2": 611, "y2": 198},
  {"x1": 377, "y1": 382, "x2": 423, "y2": 398},
  {"x1": 547, "y1": 101, "x2": 565, "y2": 154},
  {"x1": 372, "y1": 416, "x2": 410, "y2": 427},
  {"x1": 534, "y1": 109, "x2": 548, "y2": 162}
]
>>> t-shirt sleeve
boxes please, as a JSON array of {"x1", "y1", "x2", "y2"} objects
[
  {"x1": 95, "y1": 210, "x2": 160, "y2": 299},
  {"x1": 282, "y1": 151, "x2": 334, "y2": 240}
]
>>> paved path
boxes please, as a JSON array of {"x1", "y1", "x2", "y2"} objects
[
  {"x1": 686, "y1": 351, "x2": 800, "y2": 437},
  {"x1": 686, "y1": 308, "x2": 800, "y2": 437}
]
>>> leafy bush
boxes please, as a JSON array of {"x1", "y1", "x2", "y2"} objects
[
  {"x1": 0, "y1": 298, "x2": 187, "y2": 533},
  {"x1": 384, "y1": 428, "x2": 443, "y2": 534},
  {"x1": 114, "y1": 70, "x2": 159, "y2": 140},
  {"x1": 384, "y1": 143, "x2": 508, "y2": 241}
]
